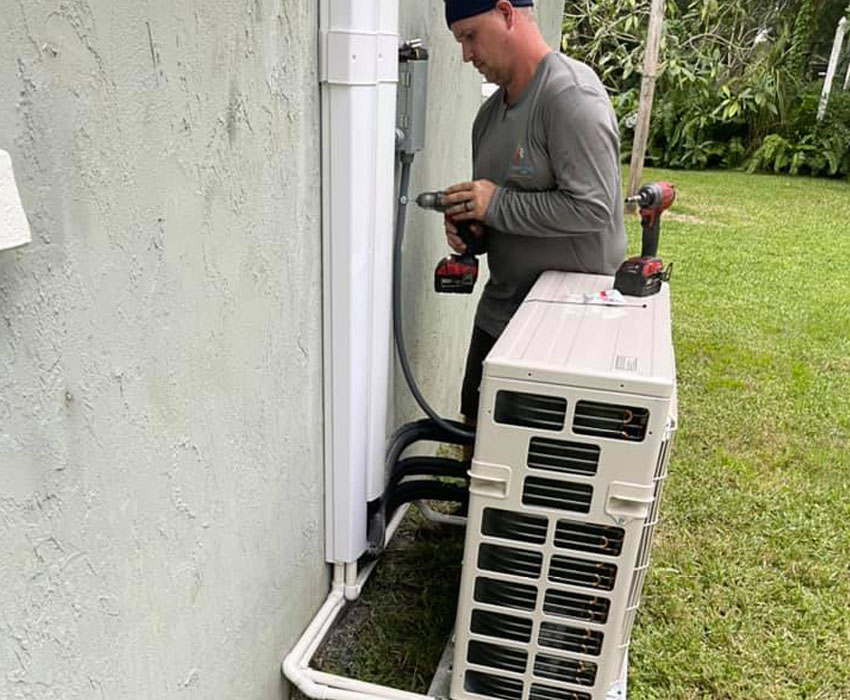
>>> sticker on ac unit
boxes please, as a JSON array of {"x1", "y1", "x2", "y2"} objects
[{"x1": 615, "y1": 355, "x2": 638, "y2": 372}]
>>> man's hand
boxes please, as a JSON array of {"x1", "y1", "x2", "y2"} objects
[
  {"x1": 441, "y1": 179, "x2": 494, "y2": 254},
  {"x1": 444, "y1": 217, "x2": 485, "y2": 254},
  {"x1": 442, "y1": 179, "x2": 496, "y2": 221}
]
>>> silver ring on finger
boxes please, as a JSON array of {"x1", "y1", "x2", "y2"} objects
[{"x1": 465, "y1": 200, "x2": 472, "y2": 212}]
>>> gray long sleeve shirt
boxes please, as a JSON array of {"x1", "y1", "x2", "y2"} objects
[{"x1": 474, "y1": 52, "x2": 626, "y2": 337}]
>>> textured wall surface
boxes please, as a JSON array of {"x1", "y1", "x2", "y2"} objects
[
  {"x1": 0, "y1": 2, "x2": 325, "y2": 699},
  {"x1": 395, "y1": 0, "x2": 564, "y2": 427}
]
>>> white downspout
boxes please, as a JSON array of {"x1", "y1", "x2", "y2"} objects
[
  {"x1": 319, "y1": 0, "x2": 398, "y2": 564},
  {"x1": 367, "y1": 1, "x2": 400, "y2": 505},
  {"x1": 287, "y1": 3, "x2": 439, "y2": 698}
]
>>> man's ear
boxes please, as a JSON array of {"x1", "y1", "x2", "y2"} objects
[{"x1": 494, "y1": 0, "x2": 515, "y2": 27}]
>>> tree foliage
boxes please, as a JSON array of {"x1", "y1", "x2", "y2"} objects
[{"x1": 562, "y1": 0, "x2": 850, "y2": 177}]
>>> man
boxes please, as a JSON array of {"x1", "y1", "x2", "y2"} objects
[{"x1": 440, "y1": 0, "x2": 627, "y2": 424}]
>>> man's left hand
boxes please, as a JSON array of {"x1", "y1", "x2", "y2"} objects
[{"x1": 442, "y1": 180, "x2": 496, "y2": 222}]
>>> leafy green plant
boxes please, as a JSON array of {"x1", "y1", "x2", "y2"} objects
[
  {"x1": 747, "y1": 87, "x2": 850, "y2": 177},
  {"x1": 563, "y1": 0, "x2": 848, "y2": 178}
]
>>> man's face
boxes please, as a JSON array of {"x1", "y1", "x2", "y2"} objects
[{"x1": 451, "y1": 8, "x2": 511, "y2": 86}]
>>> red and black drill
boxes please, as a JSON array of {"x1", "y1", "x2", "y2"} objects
[
  {"x1": 614, "y1": 181, "x2": 676, "y2": 297},
  {"x1": 416, "y1": 191, "x2": 486, "y2": 294}
]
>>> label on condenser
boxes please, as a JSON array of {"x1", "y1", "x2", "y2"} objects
[{"x1": 615, "y1": 355, "x2": 639, "y2": 372}]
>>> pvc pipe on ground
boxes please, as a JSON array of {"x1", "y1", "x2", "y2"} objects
[
  {"x1": 282, "y1": 589, "x2": 346, "y2": 699},
  {"x1": 283, "y1": 503, "x2": 440, "y2": 700},
  {"x1": 305, "y1": 669, "x2": 436, "y2": 700},
  {"x1": 415, "y1": 500, "x2": 467, "y2": 527}
]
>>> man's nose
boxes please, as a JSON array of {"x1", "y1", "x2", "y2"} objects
[{"x1": 462, "y1": 45, "x2": 473, "y2": 63}]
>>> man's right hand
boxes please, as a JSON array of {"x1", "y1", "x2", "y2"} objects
[{"x1": 444, "y1": 216, "x2": 484, "y2": 255}]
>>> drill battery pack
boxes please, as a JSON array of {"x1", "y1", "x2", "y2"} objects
[
  {"x1": 614, "y1": 256, "x2": 672, "y2": 297},
  {"x1": 434, "y1": 254, "x2": 478, "y2": 294}
]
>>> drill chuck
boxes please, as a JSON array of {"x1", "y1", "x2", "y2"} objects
[{"x1": 415, "y1": 191, "x2": 448, "y2": 212}]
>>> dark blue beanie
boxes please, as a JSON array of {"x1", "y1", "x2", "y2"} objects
[{"x1": 445, "y1": 0, "x2": 534, "y2": 28}]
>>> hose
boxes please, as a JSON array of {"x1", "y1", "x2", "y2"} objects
[
  {"x1": 388, "y1": 457, "x2": 469, "y2": 489},
  {"x1": 393, "y1": 153, "x2": 475, "y2": 442},
  {"x1": 385, "y1": 480, "x2": 469, "y2": 521}
]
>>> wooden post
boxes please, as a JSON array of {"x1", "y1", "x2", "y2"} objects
[
  {"x1": 818, "y1": 16, "x2": 847, "y2": 120},
  {"x1": 626, "y1": 0, "x2": 666, "y2": 207}
]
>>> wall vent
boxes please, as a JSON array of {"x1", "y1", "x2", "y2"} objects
[
  {"x1": 543, "y1": 589, "x2": 610, "y2": 623},
  {"x1": 538, "y1": 621, "x2": 603, "y2": 656},
  {"x1": 533, "y1": 654, "x2": 597, "y2": 686},
  {"x1": 572, "y1": 401, "x2": 649, "y2": 442},
  {"x1": 554, "y1": 520, "x2": 625, "y2": 557},
  {"x1": 528, "y1": 438, "x2": 600, "y2": 476},
  {"x1": 495, "y1": 391, "x2": 567, "y2": 431},
  {"x1": 482, "y1": 508, "x2": 548, "y2": 545},
  {"x1": 468, "y1": 640, "x2": 528, "y2": 674},
  {"x1": 471, "y1": 610, "x2": 533, "y2": 643},
  {"x1": 474, "y1": 577, "x2": 538, "y2": 611},
  {"x1": 548, "y1": 556, "x2": 617, "y2": 591},
  {"x1": 478, "y1": 543, "x2": 543, "y2": 579},
  {"x1": 522, "y1": 477, "x2": 592, "y2": 514}
]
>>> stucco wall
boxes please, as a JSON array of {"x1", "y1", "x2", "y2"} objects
[
  {"x1": 0, "y1": 2, "x2": 325, "y2": 699},
  {"x1": 395, "y1": 0, "x2": 564, "y2": 426}
]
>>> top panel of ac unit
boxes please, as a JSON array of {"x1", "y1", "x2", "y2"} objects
[{"x1": 485, "y1": 271, "x2": 675, "y2": 398}]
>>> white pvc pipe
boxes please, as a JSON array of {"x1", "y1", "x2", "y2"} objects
[
  {"x1": 818, "y1": 16, "x2": 847, "y2": 120},
  {"x1": 305, "y1": 669, "x2": 435, "y2": 700},
  {"x1": 343, "y1": 503, "x2": 409, "y2": 600},
  {"x1": 282, "y1": 589, "x2": 346, "y2": 699},
  {"x1": 283, "y1": 504, "x2": 434, "y2": 700},
  {"x1": 416, "y1": 500, "x2": 467, "y2": 527}
]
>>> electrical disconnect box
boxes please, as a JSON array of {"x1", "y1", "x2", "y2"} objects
[
  {"x1": 451, "y1": 271, "x2": 677, "y2": 700},
  {"x1": 396, "y1": 42, "x2": 429, "y2": 153}
]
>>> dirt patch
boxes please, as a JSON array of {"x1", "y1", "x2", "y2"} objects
[{"x1": 665, "y1": 212, "x2": 707, "y2": 224}]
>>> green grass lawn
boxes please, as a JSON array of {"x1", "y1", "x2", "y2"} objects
[
  {"x1": 628, "y1": 168, "x2": 850, "y2": 699},
  {"x1": 314, "y1": 169, "x2": 850, "y2": 699}
]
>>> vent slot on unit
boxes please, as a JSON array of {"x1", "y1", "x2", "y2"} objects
[
  {"x1": 471, "y1": 610, "x2": 533, "y2": 643},
  {"x1": 529, "y1": 684, "x2": 592, "y2": 700},
  {"x1": 528, "y1": 438, "x2": 600, "y2": 477},
  {"x1": 465, "y1": 671, "x2": 524, "y2": 700},
  {"x1": 468, "y1": 640, "x2": 528, "y2": 674},
  {"x1": 543, "y1": 589, "x2": 610, "y2": 623},
  {"x1": 522, "y1": 477, "x2": 592, "y2": 514},
  {"x1": 478, "y1": 544, "x2": 543, "y2": 579},
  {"x1": 482, "y1": 508, "x2": 548, "y2": 545},
  {"x1": 573, "y1": 401, "x2": 649, "y2": 442},
  {"x1": 538, "y1": 621, "x2": 603, "y2": 656},
  {"x1": 549, "y1": 556, "x2": 617, "y2": 591},
  {"x1": 533, "y1": 654, "x2": 597, "y2": 686},
  {"x1": 474, "y1": 577, "x2": 538, "y2": 611},
  {"x1": 495, "y1": 391, "x2": 567, "y2": 431},
  {"x1": 554, "y1": 520, "x2": 625, "y2": 557}
]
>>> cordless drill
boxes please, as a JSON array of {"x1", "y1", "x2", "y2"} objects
[
  {"x1": 416, "y1": 191, "x2": 486, "y2": 294},
  {"x1": 614, "y1": 182, "x2": 676, "y2": 297}
]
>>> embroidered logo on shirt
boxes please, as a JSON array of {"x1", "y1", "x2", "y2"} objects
[{"x1": 509, "y1": 143, "x2": 535, "y2": 176}]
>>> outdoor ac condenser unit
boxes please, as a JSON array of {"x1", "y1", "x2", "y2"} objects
[{"x1": 451, "y1": 271, "x2": 677, "y2": 700}]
